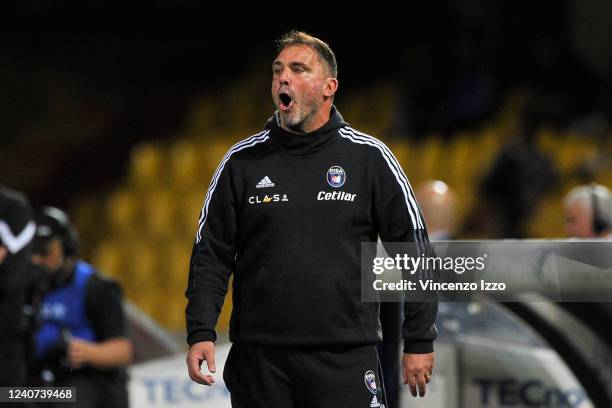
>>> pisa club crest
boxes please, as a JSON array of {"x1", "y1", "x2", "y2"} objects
[
  {"x1": 364, "y1": 370, "x2": 378, "y2": 395},
  {"x1": 327, "y1": 166, "x2": 346, "y2": 188}
]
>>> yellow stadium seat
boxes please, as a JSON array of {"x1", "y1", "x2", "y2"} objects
[
  {"x1": 141, "y1": 189, "x2": 177, "y2": 238},
  {"x1": 122, "y1": 242, "x2": 159, "y2": 290},
  {"x1": 387, "y1": 140, "x2": 411, "y2": 174},
  {"x1": 176, "y1": 191, "x2": 206, "y2": 239},
  {"x1": 90, "y1": 241, "x2": 124, "y2": 280},
  {"x1": 157, "y1": 242, "x2": 192, "y2": 286},
  {"x1": 128, "y1": 143, "x2": 166, "y2": 189},
  {"x1": 168, "y1": 140, "x2": 200, "y2": 191},
  {"x1": 527, "y1": 196, "x2": 565, "y2": 238},
  {"x1": 105, "y1": 189, "x2": 140, "y2": 235},
  {"x1": 191, "y1": 140, "x2": 232, "y2": 180}
]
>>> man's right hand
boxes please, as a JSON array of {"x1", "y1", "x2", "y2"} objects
[{"x1": 186, "y1": 341, "x2": 216, "y2": 386}]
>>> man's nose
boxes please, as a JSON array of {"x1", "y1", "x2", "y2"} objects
[{"x1": 277, "y1": 69, "x2": 291, "y2": 84}]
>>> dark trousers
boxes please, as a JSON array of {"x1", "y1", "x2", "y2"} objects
[
  {"x1": 0, "y1": 340, "x2": 26, "y2": 387},
  {"x1": 28, "y1": 375, "x2": 128, "y2": 408},
  {"x1": 223, "y1": 343, "x2": 387, "y2": 408}
]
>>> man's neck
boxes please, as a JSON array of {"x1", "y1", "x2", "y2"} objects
[{"x1": 54, "y1": 258, "x2": 78, "y2": 287}]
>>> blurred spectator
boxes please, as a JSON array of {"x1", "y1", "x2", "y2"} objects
[
  {"x1": 0, "y1": 185, "x2": 35, "y2": 387},
  {"x1": 470, "y1": 106, "x2": 558, "y2": 237},
  {"x1": 30, "y1": 207, "x2": 132, "y2": 408},
  {"x1": 416, "y1": 180, "x2": 457, "y2": 240},
  {"x1": 563, "y1": 184, "x2": 612, "y2": 239}
]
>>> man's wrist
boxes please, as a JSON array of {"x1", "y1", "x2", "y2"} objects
[
  {"x1": 84, "y1": 342, "x2": 94, "y2": 363},
  {"x1": 187, "y1": 331, "x2": 217, "y2": 346}
]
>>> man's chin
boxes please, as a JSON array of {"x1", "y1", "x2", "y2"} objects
[{"x1": 279, "y1": 113, "x2": 303, "y2": 131}]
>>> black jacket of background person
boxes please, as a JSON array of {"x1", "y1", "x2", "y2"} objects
[
  {"x1": 0, "y1": 185, "x2": 35, "y2": 386},
  {"x1": 186, "y1": 107, "x2": 438, "y2": 354}
]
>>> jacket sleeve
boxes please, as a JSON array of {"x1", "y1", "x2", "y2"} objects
[
  {"x1": 185, "y1": 158, "x2": 237, "y2": 346},
  {"x1": 371, "y1": 148, "x2": 438, "y2": 354}
]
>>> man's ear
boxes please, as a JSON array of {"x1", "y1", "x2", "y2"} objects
[{"x1": 323, "y1": 77, "x2": 338, "y2": 98}]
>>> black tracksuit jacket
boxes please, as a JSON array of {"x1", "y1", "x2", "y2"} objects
[
  {"x1": 186, "y1": 107, "x2": 438, "y2": 354},
  {"x1": 0, "y1": 185, "x2": 35, "y2": 386}
]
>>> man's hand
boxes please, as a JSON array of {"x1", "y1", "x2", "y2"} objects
[
  {"x1": 0, "y1": 245, "x2": 7, "y2": 265},
  {"x1": 186, "y1": 341, "x2": 216, "y2": 386},
  {"x1": 67, "y1": 338, "x2": 96, "y2": 369},
  {"x1": 402, "y1": 352, "x2": 435, "y2": 397},
  {"x1": 67, "y1": 337, "x2": 131, "y2": 369}
]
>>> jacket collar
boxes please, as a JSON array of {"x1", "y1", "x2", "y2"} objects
[{"x1": 265, "y1": 106, "x2": 347, "y2": 155}]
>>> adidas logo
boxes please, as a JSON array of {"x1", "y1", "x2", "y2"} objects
[
  {"x1": 370, "y1": 395, "x2": 381, "y2": 408},
  {"x1": 256, "y1": 176, "x2": 275, "y2": 188}
]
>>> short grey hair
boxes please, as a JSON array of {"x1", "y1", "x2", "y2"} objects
[
  {"x1": 564, "y1": 184, "x2": 612, "y2": 227},
  {"x1": 276, "y1": 30, "x2": 338, "y2": 78}
]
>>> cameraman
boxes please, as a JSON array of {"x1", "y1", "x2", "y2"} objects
[{"x1": 30, "y1": 207, "x2": 132, "y2": 408}]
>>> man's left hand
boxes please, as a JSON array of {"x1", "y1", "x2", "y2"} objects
[
  {"x1": 0, "y1": 245, "x2": 7, "y2": 265},
  {"x1": 67, "y1": 338, "x2": 96, "y2": 369},
  {"x1": 402, "y1": 352, "x2": 434, "y2": 397}
]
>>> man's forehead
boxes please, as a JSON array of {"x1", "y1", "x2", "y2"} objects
[
  {"x1": 566, "y1": 198, "x2": 591, "y2": 214},
  {"x1": 273, "y1": 44, "x2": 318, "y2": 65}
]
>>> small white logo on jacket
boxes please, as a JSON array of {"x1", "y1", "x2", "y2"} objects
[
  {"x1": 249, "y1": 194, "x2": 289, "y2": 204},
  {"x1": 364, "y1": 370, "x2": 378, "y2": 395},
  {"x1": 327, "y1": 166, "x2": 346, "y2": 188},
  {"x1": 256, "y1": 176, "x2": 275, "y2": 188}
]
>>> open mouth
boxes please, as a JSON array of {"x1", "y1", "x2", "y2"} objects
[{"x1": 279, "y1": 92, "x2": 293, "y2": 110}]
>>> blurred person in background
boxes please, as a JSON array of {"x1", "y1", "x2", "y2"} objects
[
  {"x1": 186, "y1": 30, "x2": 437, "y2": 407},
  {"x1": 564, "y1": 183, "x2": 612, "y2": 239},
  {"x1": 0, "y1": 185, "x2": 36, "y2": 387},
  {"x1": 466, "y1": 104, "x2": 558, "y2": 238},
  {"x1": 415, "y1": 180, "x2": 457, "y2": 240},
  {"x1": 30, "y1": 207, "x2": 132, "y2": 408},
  {"x1": 416, "y1": 178, "x2": 469, "y2": 290}
]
